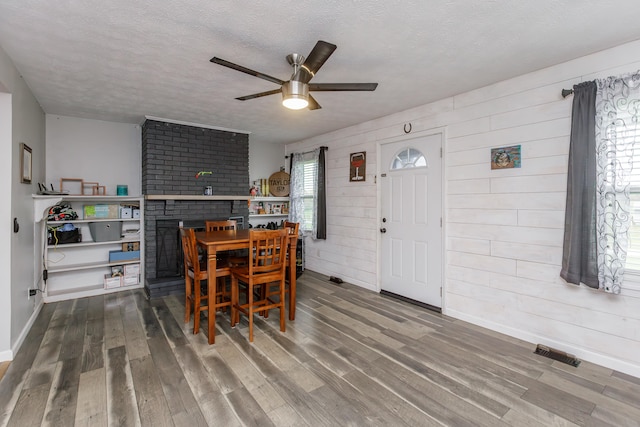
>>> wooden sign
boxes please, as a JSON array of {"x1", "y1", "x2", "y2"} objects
[
  {"x1": 350, "y1": 151, "x2": 366, "y2": 182},
  {"x1": 268, "y1": 171, "x2": 290, "y2": 196}
]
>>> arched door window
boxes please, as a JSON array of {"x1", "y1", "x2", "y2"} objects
[{"x1": 390, "y1": 147, "x2": 427, "y2": 170}]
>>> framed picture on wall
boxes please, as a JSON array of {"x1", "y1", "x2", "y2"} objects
[
  {"x1": 490, "y1": 145, "x2": 521, "y2": 170},
  {"x1": 350, "y1": 151, "x2": 366, "y2": 182},
  {"x1": 20, "y1": 143, "x2": 32, "y2": 184}
]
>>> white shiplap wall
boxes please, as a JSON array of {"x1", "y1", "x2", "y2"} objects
[{"x1": 286, "y1": 39, "x2": 640, "y2": 377}]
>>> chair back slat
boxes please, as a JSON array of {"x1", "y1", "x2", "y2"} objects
[
  {"x1": 206, "y1": 220, "x2": 237, "y2": 231},
  {"x1": 283, "y1": 221, "x2": 299, "y2": 237},
  {"x1": 250, "y1": 229, "x2": 288, "y2": 276},
  {"x1": 180, "y1": 228, "x2": 201, "y2": 275}
]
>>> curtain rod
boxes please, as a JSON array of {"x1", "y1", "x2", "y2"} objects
[
  {"x1": 285, "y1": 146, "x2": 328, "y2": 159},
  {"x1": 561, "y1": 89, "x2": 574, "y2": 98}
]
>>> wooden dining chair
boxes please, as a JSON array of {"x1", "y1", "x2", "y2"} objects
[
  {"x1": 180, "y1": 227, "x2": 232, "y2": 335},
  {"x1": 205, "y1": 219, "x2": 248, "y2": 266},
  {"x1": 230, "y1": 229, "x2": 289, "y2": 342},
  {"x1": 262, "y1": 221, "x2": 299, "y2": 320},
  {"x1": 283, "y1": 221, "x2": 300, "y2": 278},
  {"x1": 205, "y1": 219, "x2": 237, "y2": 232}
]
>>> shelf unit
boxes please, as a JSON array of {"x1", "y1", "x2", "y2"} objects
[
  {"x1": 36, "y1": 195, "x2": 144, "y2": 302},
  {"x1": 248, "y1": 196, "x2": 290, "y2": 226}
]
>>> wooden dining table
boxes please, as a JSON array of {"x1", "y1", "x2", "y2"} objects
[{"x1": 195, "y1": 228, "x2": 298, "y2": 344}]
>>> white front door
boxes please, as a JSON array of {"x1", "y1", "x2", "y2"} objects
[{"x1": 380, "y1": 133, "x2": 443, "y2": 308}]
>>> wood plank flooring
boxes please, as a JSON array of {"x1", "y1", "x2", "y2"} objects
[
  {"x1": 0, "y1": 363, "x2": 9, "y2": 383},
  {"x1": 1, "y1": 270, "x2": 639, "y2": 426}
]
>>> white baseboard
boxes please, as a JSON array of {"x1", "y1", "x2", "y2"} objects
[
  {"x1": 0, "y1": 349, "x2": 12, "y2": 362},
  {"x1": 2, "y1": 300, "x2": 45, "y2": 362},
  {"x1": 304, "y1": 266, "x2": 377, "y2": 292},
  {"x1": 445, "y1": 308, "x2": 640, "y2": 379}
]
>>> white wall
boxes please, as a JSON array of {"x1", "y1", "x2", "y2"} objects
[
  {"x1": 286, "y1": 39, "x2": 640, "y2": 378},
  {"x1": 46, "y1": 115, "x2": 142, "y2": 196},
  {"x1": 46, "y1": 116, "x2": 284, "y2": 198},
  {"x1": 46, "y1": 116, "x2": 281, "y2": 197},
  {"x1": 249, "y1": 141, "x2": 286, "y2": 186},
  {"x1": 0, "y1": 44, "x2": 46, "y2": 360},
  {"x1": 0, "y1": 90, "x2": 11, "y2": 360}
]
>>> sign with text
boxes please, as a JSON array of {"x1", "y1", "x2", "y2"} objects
[{"x1": 268, "y1": 171, "x2": 290, "y2": 196}]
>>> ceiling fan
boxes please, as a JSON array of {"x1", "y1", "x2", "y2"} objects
[{"x1": 210, "y1": 40, "x2": 378, "y2": 110}]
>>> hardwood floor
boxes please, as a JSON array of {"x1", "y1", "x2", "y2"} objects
[
  {"x1": 1, "y1": 270, "x2": 639, "y2": 426},
  {"x1": 0, "y1": 363, "x2": 9, "y2": 383}
]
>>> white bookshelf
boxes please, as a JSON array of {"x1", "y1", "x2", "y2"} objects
[{"x1": 34, "y1": 195, "x2": 144, "y2": 302}]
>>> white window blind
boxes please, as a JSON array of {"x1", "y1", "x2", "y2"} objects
[
  {"x1": 300, "y1": 159, "x2": 317, "y2": 232},
  {"x1": 290, "y1": 150, "x2": 319, "y2": 234},
  {"x1": 613, "y1": 119, "x2": 640, "y2": 270}
]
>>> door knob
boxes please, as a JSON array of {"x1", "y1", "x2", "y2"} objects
[{"x1": 380, "y1": 228, "x2": 387, "y2": 233}]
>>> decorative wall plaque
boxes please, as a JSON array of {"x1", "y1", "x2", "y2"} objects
[
  {"x1": 268, "y1": 171, "x2": 290, "y2": 196},
  {"x1": 350, "y1": 151, "x2": 366, "y2": 182}
]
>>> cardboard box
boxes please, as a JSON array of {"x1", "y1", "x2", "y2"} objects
[
  {"x1": 124, "y1": 263, "x2": 140, "y2": 275},
  {"x1": 120, "y1": 207, "x2": 132, "y2": 219},
  {"x1": 109, "y1": 250, "x2": 140, "y2": 263},
  {"x1": 84, "y1": 204, "x2": 119, "y2": 219},
  {"x1": 104, "y1": 274, "x2": 122, "y2": 289},
  {"x1": 123, "y1": 273, "x2": 139, "y2": 286},
  {"x1": 122, "y1": 241, "x2": 140, "y2": 252}
]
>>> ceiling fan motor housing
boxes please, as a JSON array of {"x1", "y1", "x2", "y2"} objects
[
  {"x1": 282, "y1": 80, "x2": 308, "y2": 98},
  {"x1": 282, "y1": 80, "x2": 309, "y2": 109}
]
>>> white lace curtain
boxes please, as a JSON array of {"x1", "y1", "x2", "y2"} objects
[{"x1": 595, "y1": 72, "x2": 640, "y2": 294}]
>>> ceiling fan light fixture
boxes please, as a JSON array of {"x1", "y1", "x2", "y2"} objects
[{"x1": 282, "y1": 80, "x2": 309, "y2": 110}]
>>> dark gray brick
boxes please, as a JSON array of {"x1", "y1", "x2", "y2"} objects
[{"x1": 141, "y1": 119, "x2": 250, "y2": 284}]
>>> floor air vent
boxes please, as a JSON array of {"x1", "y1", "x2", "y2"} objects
[{"x1": 534, "y1": 344, "x2": 581, "y2": 367}]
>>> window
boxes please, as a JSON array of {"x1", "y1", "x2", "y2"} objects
[
  {"x1": 299, "y1": 158, "x2": 317, "y2": 232},
  {"x1": 620, "y1": 126, "x2": 640, "y2": 271},
  {"x1": 290, "y1": 150, "x2": 319, "y2": 233},
  {"x1": 390, "y1": 147, "x2": 427, "y2": 170},
  {"x1": 629, "y1": 190, "x2": 640, "y2": 271}
]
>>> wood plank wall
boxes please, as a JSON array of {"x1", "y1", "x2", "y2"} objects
[{"x1": 285, "y1": 39, "x2": 640, "y2": 377}]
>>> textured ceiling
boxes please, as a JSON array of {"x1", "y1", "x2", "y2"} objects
[{"x1": 1, "y1": 0, "x2": 640, "y2": 145}]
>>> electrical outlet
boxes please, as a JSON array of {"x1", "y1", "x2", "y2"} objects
[{"x1": 28, "y1": 289, "x2": 37, "y2": 299}]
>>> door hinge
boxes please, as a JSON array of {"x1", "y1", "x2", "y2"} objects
[
  {"x1": 440, "y1": 147, "x2": 443, "y2": 158},
  {"x1": 440, "y1": 217, "x2": 442, "y2": 227},
  {"x1": 440, "y1": 287, "x2": 442, "y2": 297}
]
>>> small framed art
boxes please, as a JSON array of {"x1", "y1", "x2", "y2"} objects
[
  {"x1": 20, "y1": 143, "x2": 32, "y2": 184},
  {"x1": 491, "y1": 145, "x2": 521, "y2": 170},
  {"x1": 350, "y1": 151, "x2": 366, "y2": 182}
]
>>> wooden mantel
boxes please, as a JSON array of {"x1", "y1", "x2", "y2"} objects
[{"x1": 144, "y1": 195, "x2": 249, "y2": 201}]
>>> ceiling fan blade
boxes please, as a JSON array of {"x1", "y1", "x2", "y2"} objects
[
  {"x1": 235, "y1": 88, "x2": 282, "y2": 101},
  {"x1": 294, "y1": 40, "x2": 337, "y2": 83},
  {"x1": 211, "y1": 57, "x2": 285, "y2": 86},
  {"x1": 307, "y1": 95, "x2": 321, "y2": 110},
  {"x1": 309, "y1": 83, "x2": 378, "y2": 91}
]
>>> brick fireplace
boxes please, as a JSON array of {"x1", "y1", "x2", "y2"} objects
[{"x1": 142, "y1": 118, "x2": 249, "y2": 298}]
